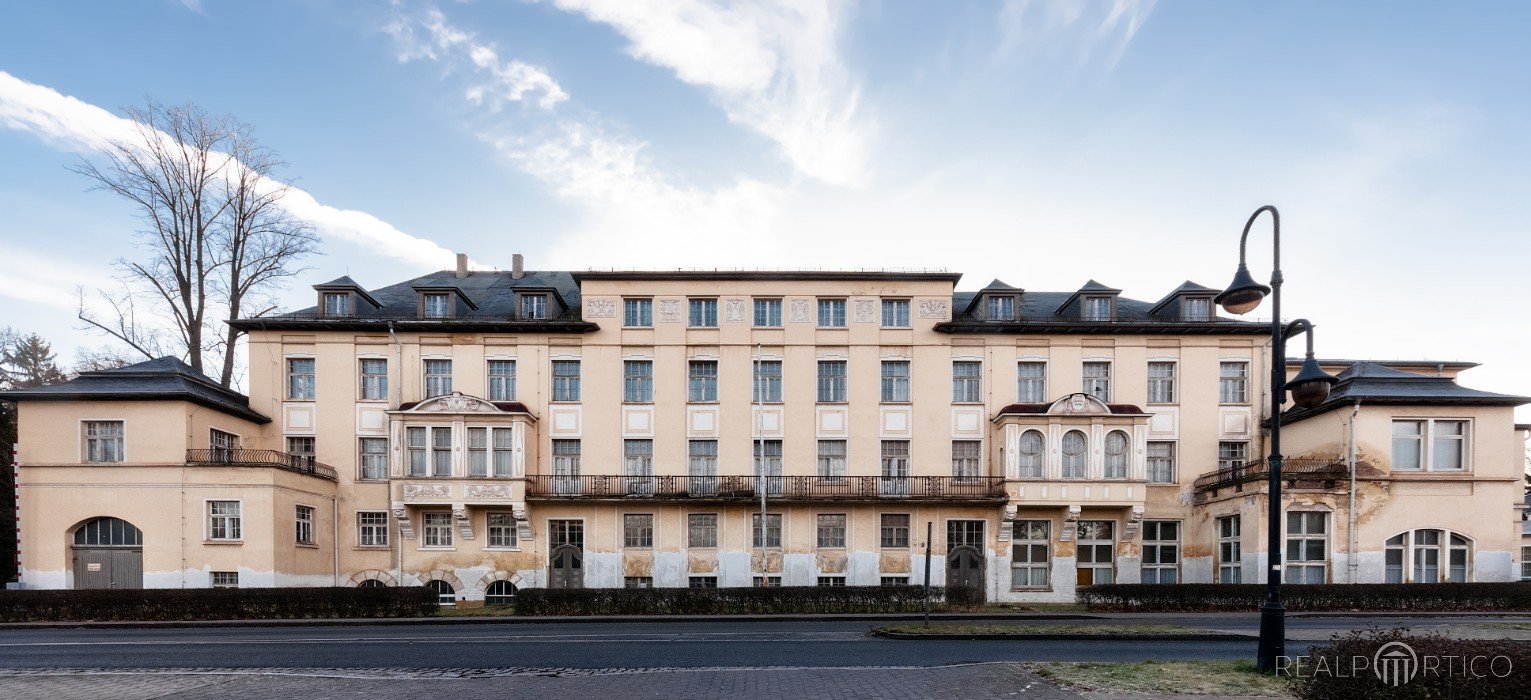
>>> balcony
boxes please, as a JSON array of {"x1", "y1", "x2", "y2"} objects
[
  {"x1": 185, "y1": 449, "x2": 338, "y2": 481},
  {"x1": 525, "y1": 475, "x2": 1006, "y2": 502},
  {"x1": 1193, "y1": 457, "x2": 1349, "y2": 495}
]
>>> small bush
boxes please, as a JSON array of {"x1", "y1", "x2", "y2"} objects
[
  {"x1": 514, "y1": 585, "x2": 942, "y2": 616},
  {"x1": 1077, "y1": 583, "x2": 1531, "y2": 613},
  {"x1": 1291, "y1": 628, "x2": 1530, "y2": 699},
  {"x1": 0, "y1": 586, "x2": 439, "y2": 622}
]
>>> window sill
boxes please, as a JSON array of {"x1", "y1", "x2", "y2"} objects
[
  {"x1": 353, "y1": 546, "x2": 390, "y2": 551},
  {"x1": 622, "y1": 401, "x2": 655, "y2": 406},
  {"x1": 881, "y1": 401, "x2": 913, "y2": 406},
  {"x1": 357, "y1": 399, "x2": 389, "y2": 404},
  {"x1": 284, "y1": 398, "x2": 316, "y2": 403},
  {"x1": 204, "y1": 540, "x2": 243, "y2": 546},
  {"x1": 418, "y1": 547, "x2": 456, "y2": 552},
  {"x1": 1010, "y1": 587, "x2": 1053, "y2": 593},
  {"x1": 752, "y1": 325, "x2": 783, "y2": 329},
  {"x1": 816, "y1": 401, "x2": 849, "y2": 406},
  {"x1": 357, "y1": 479, "x2": 388, "y2": 484},
  {"x1": 296, "y1": 543, "x2": 319, "y2": 549},
  {"x1": 484, "y1": 546, "x2": 522, "y2": 552}
]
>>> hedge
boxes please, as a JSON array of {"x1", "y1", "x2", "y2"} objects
[
  {"x1": 0, "y1": 586, "x2": 439, "y2": 622},
  {"x1": 1077, "y1": 583, "x2": 1531, "y2": 612},
  {"x1": 1293, "y1": 628, "x2": 1530, "y2": 699},
  {"x1": 515, "y1": 585, "x2": 944, "y2": 616}
]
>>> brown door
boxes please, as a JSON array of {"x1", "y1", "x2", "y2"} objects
[
  {"x1": 946, "y1": 545, "x2": 986, "y2": 603},
  {"x1": 549, "y1": 543, "x2": 584, "y2": 589}
]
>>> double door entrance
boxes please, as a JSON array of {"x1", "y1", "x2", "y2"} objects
[
  {"x1": 548, "y1": 519, "x2": 584, "y2": 589},
  {"x1": 71, "y1": 517, "x2": 143, "y2": 589}
]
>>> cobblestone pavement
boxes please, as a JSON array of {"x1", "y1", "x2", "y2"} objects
[{"x1": 0, "y1": 664, "x2": 1082, "y2": 700}]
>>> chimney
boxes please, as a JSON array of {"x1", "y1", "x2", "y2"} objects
[
  {"x1": 512, "y1": 253, "x2": 525, "y2": 280},
  {"x1": 455, "y1": 253, "x2": 468, "y2": 278}
]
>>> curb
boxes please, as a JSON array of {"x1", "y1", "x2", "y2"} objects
[
  {"x1": 871, "y1": 630, "x2": 1256, "y2": 641},
  {"x1": 0, "y1": 612, "x2": 1102, "y2": 631}
]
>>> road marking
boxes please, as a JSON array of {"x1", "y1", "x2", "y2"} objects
[
  {"x1": 0, "y1": 661, "x2": 1029, "y2": 680},
  {"x1": 0, "y1": 632, "x2": 871, "y2": 647}
]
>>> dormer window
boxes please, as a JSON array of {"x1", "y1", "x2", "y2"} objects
[
  {"x1": 423, "y1": 293, "x2": 451, "y2": 319},
  {"x1": 521, "y1": 294, "x2": 549, "y2": 320},
  {"x1": 1083, "y1": 296, "x2": 1112, "y2": 321},
  {"x1": 987, "y1": 296, "x2": 1015, "y2": 321},
  {"x1": 1182, "y1": 297, "x2": 1211, "y2": 322},
  {"x1": 323, "y1": 293, "x2": 350, "y2": 317}
]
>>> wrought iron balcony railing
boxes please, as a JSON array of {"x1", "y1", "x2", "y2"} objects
[
  {"x1": 1192, "y1": 458, "x2": 1348, "y2": 493},
  {"x1": 186, "y1": 449, "x2": 339, "y2": 482},
  {"x1": 525, "y1": 474, "x2": 1006, "y2": 501}
]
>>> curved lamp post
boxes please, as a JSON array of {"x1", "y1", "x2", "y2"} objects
[{"x1": 1212, "y1": 206, "x2": 1339, "y2": 673}]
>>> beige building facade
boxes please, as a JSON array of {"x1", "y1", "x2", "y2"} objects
[{"x1": 6, "y1": 263, "x2": 1527, "y2": 602}]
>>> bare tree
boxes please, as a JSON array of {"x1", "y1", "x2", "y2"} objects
[{"x1": 72, "y1": 102, "x2": 316, "y2": 387}]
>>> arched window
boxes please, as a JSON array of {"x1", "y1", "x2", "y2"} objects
[
  {"x1": 358, "y1": 579, "x2": 387, "y2": 589},
  {"x1": 486, "y1": 580, "x2": 517, "y2": 606},
  {"x1": 73, "y1": 517, "x2": 142, "y2": 547},
  {"x1": 1018, "y1": 430, "x2": 1045, "y2": 479},
  {"x1": 1385, "y1": 529, "x2": 1473, "y2": 583},
  {"x1": 1103, "y1": 431, "x2": 1129, "y2": 479},
  {"x1": 1061, "y1": 431, "x2": 1087, "y2": 479},
  {"x1": 427, "y1": 579, "x2": 456, "y2": 606}
]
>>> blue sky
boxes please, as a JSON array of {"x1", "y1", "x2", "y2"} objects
[{"x1": 1, "y1": 1, "x2": 1528, "y2": 415}]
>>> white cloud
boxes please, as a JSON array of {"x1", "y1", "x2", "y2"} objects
[
  {"x1": 0, "y1": 70, "x2": 460, "y2": 269},
  {"x1": 386, "y1": 8, "x2": 568, "y2": 110},
  {"x1": 549, "y1": 0, "x2": 872, "y2": 186},
  {"x1": 0, "y1": 242, "x2": 103, "y2": 310},
  {"x1": 996, "y1": 0, "x2": 1157, "y2": 68}
]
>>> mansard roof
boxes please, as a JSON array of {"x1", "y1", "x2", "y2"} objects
[
  {"x1": 0, "y1": 357, "x2": 270, "y2": 423},
  {"x1": 941, "y1": 285, "x2": 1266, "y2": 335},
  {"x1": 1280, "y1": 360, "x2": 1530, "y2": 424}
]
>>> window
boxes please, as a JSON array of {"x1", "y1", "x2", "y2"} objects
[
  {"x1": 817, "y1": 360, "x2": 847, "y2": 402},
  {"x1": 1147, "y1": 441, "x2": 1175, "y2": 484},
  {"x1": 359, "y1": 358, "x2": 388, "y2": 400},
  {"x1": 487, "y1": 360, "x2": 516, "y2": 401},
  {"x1": 947, "y1": 520, "x2": 985, "y2": 549},
  {"x1": 1285, "y1": 512, "x2": 1328, "y2": 584},
  {"x1": 880, "y1": 441, "x2": 911, "y2": 495},
  {"x1": 881, "y1": 299, "x2": 910, "y2": 327},
  {"x1": 466, "y1": 427, "x2": 515, "y2": 477},
  {"x1": 1147, "y1": 362, "x2": 1176, "y2": 403},
  {"x1": 1103, "y1": 430, "x2": 1129, "y2": 479},
  {"x1": 1220, "y1": 361, "x2": 1248, "y2": 403},
  {"x1": 207, "y1": 429, "x2": 239, "y2": 451},
  {"x1": 286, "y1": 436, "x2": 315, "y2": 463},
  {"x1": 881, "y1": 576, "x2": 909, "y2": 586},
  {"x1": 753, "y1": 513, "x2": 783, "y2": 548},
  {"x1": 817, "y1": 514, "x2": 847, "y2": 548},
  {"x1": 1082, "y1": 362, "x2": 1111, "y2": 401},
  {"x1": 688, "y1": 298, "x2": 718, "y2": 327},
  {"x1": 1141, "y1": 521, "x2": 1179, "y2": 584},
  {"x1": 1061, "y1": 430, "x2": 1088, "y2": 479},
  {"x1": 952, "y1": 440, "x2": 982, "y2": 482},
  {"x1": 624, "y1": 360, "x2": 653, "y2": 402},
  {"x1": 1217, "y1": 515, "x2": 1242, "y2": 583},
  {"x1": 755, "y1": 440, "x2": 783, "y2": 494},
  {"x1": 428, "y1": 579, "x2": 455, "y2": 606},
  {"x1": 689, "y1": 576, "x2": 719, "y2": 588},
  {"x1": 1083, "y1": 296, "x2": 1111, "y2": 321},
  {"x1": 623, "y1": 298, "x2": 652, "y2": 327},
  {"x1": 624, "y1": 440, "x2": 654, "y2": 495},
  {"x1": 1521, "y1": 545, "x2": 1531, "y2": 582},
  {"x1": 881, "y1": 361, "x2": 910, "y2": 402},
  {"x1": 1218, "y1": 442, "x2": 1248, "y2": 472},
  {"x1": 207, "y1": 500, "x2": 241, "y2": 541},
  {"x1": 431, "y1": 428, "x2": 451, "y2": 476},
  {"x1": 623, "y1": 514, "x2": 653, "y2": 548},
  {"x1": 82, "y1": 420, "x2": 125, "y2": 463},
  {"x1": 688, "y1": 514, "x2": 718, "y2": 548},
  {"x1": 423, "y1": 293, "x2": 451, "y2": 319},
  {"x1": 358, "y1": 511, "x2": 388, "y2": 547},
  {"x1": 753, "y1": 576, "x2": 782, "y2": 587},
  {"x1": 406, "y1": 427, "x2": 450, "y2": 477},
  {"x1": 1018, "y1": 430, "x2": 1045, "y2": 478},
  {"x1": 295, "y1": 505, "x2": 314, "y2": 545},
  {"x1": 324, "y1": 292, "x2": 350, "y2": 316},
  {"x1": 754, "y1": 298, "x2": 782, "y2": 327},
  {"x1": 287, "y1": 358, "x2": 315, "y2": 400},
  {"x1": 1433, "y1": 420, "x2": 1468, "y2": 471},
  {"x1": 1017, "y1": 361, "x2": 1046, "y2": 402},
  {"x1": 211, "y1": 571, "x2": 239, "y2": 588},
  {"x1": 485, "y1": 580, "x2": 516, "y2": 605},
  {"x1": 754, "y1": 360, "x2": 783, "y2": 402},
  {"x1": 1076, "y1": 520, "x2": 1114, "y2": 585},
  {"x1": 1183, "y1": 297, "x2": 1211, "y2": 321},
  {"x1": 688, "y1": 360, "x2": 718, "y2": 402},
  {"x1": 1386, "y1": 529, "x2": 1472, "y2": 583},
  {"x1": 952, "y1": 361, "x2": 981, "y2": 403},
  {"x1": 552, "y1": 440, "x2": 581, "y2": 493},
  {"x1": 624, "y1": 576, "x2": 653, "y2": 589},
  {"x1": 817, "y1": 299, "x2": 846, "y2": 327},
  {"x1": 688, "y1": 440, "x2": 718, "y2": 494},
  {"x1": 817, "y1": 576, "x2": 847, "y2": 587},
  {"x1": 1391, "y1": 419, "x2": 1424, "y2": 470},
  {"x1": 817, "y1": 440, "x2": 847, "y2": 481},
  {"x1": 987, "y1": 296, "x2": 1014, "y2": 321},
  {"x1": 423, "y1": 358, "x2": 452, "y2": 398},
  {"x1": 552, "y1": 360, "x2": 581, "y2": 401},
  {"x1": 1011, "y1": 520, "x2": 1050, "y2": 589},
  {"x1": 550, "y1": 519, "x2": 584, "y2": 547},
  {"x1": 422, "y1": 512, "x2": 453, "y2": 548},
  {"x1": 881, "y1": 514, "x2": 910, "y2": 548},
  {"x1": 520, "y1": 293, "x2": 548, "y2": 320}
]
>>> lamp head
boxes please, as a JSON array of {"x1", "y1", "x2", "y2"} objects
[
  {"x1": 1213, "y1": 263, "x2": 1270, "y2": 315},
  {"x1": 1288, "y1": 356, "x2": 1339, "y2": 409}
]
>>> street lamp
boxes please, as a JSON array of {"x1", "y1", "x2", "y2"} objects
[{"x1": 1212, "y1": 205, "x2": 1339, "y2": 673}]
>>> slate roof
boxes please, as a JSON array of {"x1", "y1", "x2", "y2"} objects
[
  {"x1": 0, "y1": 357, "x2": 270, "y2": 424},
  {"x1": 1148, "y1": 280, "x2": 1219, "y2": 315},
  {"x1": 994, "y1": 402, "x2": 1148, "y2": 416},
  {"x1": 1280, "y1": 361, "x2": 1530, "y2": 424},
  {"x1": 941, "y1": 284, "x2": 1266, "y2": 335}
]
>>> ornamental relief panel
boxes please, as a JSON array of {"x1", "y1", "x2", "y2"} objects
[
  {"x1": 403, "y1": 483, "x2": 452, "y2": 500},
  {"x1": 657, "y1": 299, "x2": 683, "y2": 323},
  {"x1": 789, "y1": 299, "x2": 812, "y2": 323},
  {"x1": 853, "y1": 299, "x2": 876, "y2": 323},
  {"x1": 918, "y1": 299, "x2": 949, "y2": 319},
  {"x1": 583, "y1": 298, "x2": 616, "y2": 318},
  {"x1": 724, "y1": 299, "x2": 746, "y2": 323},
  {"x1": 464, "y1": 484, "x2": 513, "y2": 499}
]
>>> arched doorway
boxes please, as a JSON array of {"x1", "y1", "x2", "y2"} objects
[
  {"x1": 946, "y1": 545, "x2": 986, "y2": 604},
  {"x1": 549, "y1": 543, "x2": 584, "y2": 589},
  {"x1": 71, "y1": 517, "x2": 143, "y2": 589}
]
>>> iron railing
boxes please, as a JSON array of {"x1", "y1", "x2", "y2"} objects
[
  {"x1": 525, "y1": 474, "x2": 1006, "y2": 501},
  {"x1": 1192, "y1": 458, "x2": 1348, "y2": 493},
  {"x1": 186, "y1": 449, "x2": 339, "y2": 481}
]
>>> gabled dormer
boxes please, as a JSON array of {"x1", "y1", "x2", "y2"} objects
[
  {"x1": 1149, "y1": 281, "x2": 1219, "y2": 322},
  {"x1": 964, "y1": 279, "x2": 1023, "y2": 321},
  {"x1": 313, "y1": 276, "x2": 381, "y2": 318},
  {"x1": 1055, "y1": 280, "x2": 1121, "y2": 322},
  {"x1": 513, "y1": 286, "x2": 568, "y2": 321},
  {"x1": 412, "y1": 284, "x2": 479, "y2": 320}
]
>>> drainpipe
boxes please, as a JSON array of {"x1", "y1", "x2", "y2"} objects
[
  {"x1": 388, "y1": 321, "x2": 404, "y2": 586},
  {"x1": 1348, "y1": 400, "x2": 1360, "y2": 583},
  {"x1": 332, "y1": 495, "x2": 340, "y2": 586}
]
